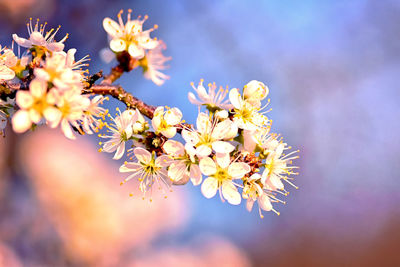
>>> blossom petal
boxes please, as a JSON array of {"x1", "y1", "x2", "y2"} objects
[
  {"x1": 228, "y1": 162, "x2": 251, "y2": 179},
  {"x1": 128, "y1": 43, "x2": 145, "y2": 59},
  {"x1": 134, "y1": 147, "x2": 152, "y2": 164},
  {"x1": 155, "y1": 155, "x2": 171, "y2": 167},
  {"x1": 165, "y1": 108, "x2": 182, "y2": 125},
  {"x1": 0, "y1": 65, "x2": 15, "y2": 80},
  {"x1": 110, "y1": 39, "x2": 126, "y2": 52},
  {"x1": 47, "y1": 42, "x2": 64, "y2": 52},
  {"x1": 215, "y1": 153, "x2": 230, "y2": 169},
  {"x1": 168, "y1": 161, "x2": 187, "y2": 182},
  {"x1": 29, "y1": 79, "x2": 47, "y2": 98},
  {"x1": 161, "y1": 127, "x2": 176, "y2": 138},
  {"x1": 163, "y1": 140, "x2": 185, "y2": 157},
  {"x1": 182, "y1": 129, "x2": 199, "y2": 145},
  {"x1": 196, "y1": 112, "x2": 211, "y2": 134},
  {"x1": 12, "y1": 34, "x2": 31, "y2": 48},
  {"x1": 196, "y1": 144, "x2": 212, "y2": 157},
  {"x1": 211, "y1": 119, "x2": 235, "y2": 140},
  {"x1": 113, "y1": 142, "x2": 125, "y2": 160},
  {"x1": 190, "y1": 164, "x2": 202, "y2": 186},
  {"x1": 229, "y1": 88, "x2": 243, "y2": 109},
  {"x1": 103, "y1": 18, "x2": 122, "y2": 37},
  {"x1": 119, "y1": 162, "x2": 142, "y2": 173},
  {"x1": 222, "y1": 181, "x2": 241, "y2": 205},
  {"x1": 246, "y1": 199, "x2": 255, "y2": 212},
  {"x1": 199, "y1": 157, "x2": 217, "y2": 176},
  {"x1": 12, "y1": 110, "x2": 31, "y2": 133},
  {"x1": 259, "y1": 194, "x2": 272, "y2": 211},
  {"x1": 61, "y1": 119, "x2": 75, "y2": 140},
  {"x1": 201, "y1": 177, "x2": 218, "y2": 199},
  {"x1": 16, "y1": 91, "x2": 33, "y2": 109},
  {"x1": 212, "y1": 141, "x2": 234, "y2": 154}
]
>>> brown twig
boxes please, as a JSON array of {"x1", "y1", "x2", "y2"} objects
[{"x1": 84, "y1": 84, "x2": 156, "y2": 119}]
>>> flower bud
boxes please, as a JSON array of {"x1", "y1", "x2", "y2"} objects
[{"x1": 243, "y1": 80, "x2": 268, "y2": 103}]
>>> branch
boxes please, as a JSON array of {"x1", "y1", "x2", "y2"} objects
[{"x1": 84, "y1": 84, "x2": 156, "y2": 119}]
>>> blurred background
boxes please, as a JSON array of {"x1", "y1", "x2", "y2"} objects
[{"x1": 0, "y1": 0, "x2": 399, "y2": 266}]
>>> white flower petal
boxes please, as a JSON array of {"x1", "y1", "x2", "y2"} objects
[
  {"x1": 228, "y1": 162, "x2": 251, "y2": 179},
  {"x1": 128, "y1": 43, "x2": 145, "y2": 59},
  {"x1": 215, "y1": 153, "x2": 230, "y2": 169},
  {"x1": 196, "y1": 144, "x2": 212, "y2": 157},
  {"x1": 259, "y1": 194, "x2": 273, "y2": 211},
  {"x1": 12, "y1": 110, "x2": 31, "y2": 133},
  {"x1": 155, "y1": 155, "x2": 171, "y2": 167},
  {"x1": 182, "y1": 129, "x2": 199, "y2": 145},
  {"x1": 110, "y1": 39, "x2": 126, "y2": 52},
  {"x1": 190, "y1": 164, "x2": 202, "y2": 186},
  {"x1": 163, "y1": 140, "x2": 185, "y2": 157},
  {"x1": 61, "y1": 119, "x2": 75, "y2": 140},
  {"x1": 0, "y1": 65, "x2": 15, "y2": 80},
  {"x1": 212, "y1": 141, "x2": 234, "y2": 154},
  {"x1": 119, "y1": 162, "x2": 142, "y2": 173},
  {"x1": 199, "y1": 157, "x2": 217, "y2": 176},
  {"x1": 12, "y1": 34, "x2": 31, "y2": 48},
  {"x1": 201, "y1": 177, "x2": 218, "y2": 199},
  {"x1": 29, "y1": 79, "x2": 46, "y2": 98},
  {"x1": 134, "y1": 147, "x2": 152, "y2": 164},
  {"x1": 222, "y1": 181, "x2": 241, "y2": 205},
  {"x1": 161, "y1": 127, "x2": 176, "y2": 138},
  {"x1": 229, "y1": 88, "x2": 243, "y2": 109},
  {"x1": 16, "y1": 91, "x2": 33, "y2": 109},
  {"x1": 165, "y1": 108, "x2": 182, "y2": 125},
  {"x1": 211, "y1": 119, "x2": 235, "y2": 140},
  {"x1": 103, "y1": 18, "x2": 122, "y2": 37},
  {"x1": 196, "y1": 112, "x2": 211, "y2": 134},
  {"x1": 168, "y1": 162, "x2": 187, "y2": 182},
  {"x1": 113, "y1": 142, "x2": 126, "y2": 160},
  {"x1": 246, "y1": 199, "x2": 255, "y2": 212}
]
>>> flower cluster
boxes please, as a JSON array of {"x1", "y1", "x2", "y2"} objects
[
  {"x1": 0, "y1": 18, "x2": 108, "y2": 139},
  {"x1": 0, "y1": 10, "x2": 299, "y2": 218},
  {"x1": 101, "y1": 79, "x2": 298, "y2": 217},
  {"x1": 103, "y1": 10, "x2": 171, "y2": 85}
]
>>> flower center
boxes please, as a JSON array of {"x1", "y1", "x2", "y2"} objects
[
  {"x1": 143, "y1": 159, "x2": 160, "y2": 174},
  {"x1": 213, "y1": 167, "x2": 230, "y2": 182}
]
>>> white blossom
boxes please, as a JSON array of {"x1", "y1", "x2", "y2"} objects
[
  {"x1": 81, "y1": 95, "x2": 107, "y2": 134},
  {"x1": 120, "y1": 147, "x2": 172, "y2": 195},
  {"x1": 34, "y1": 50, "x2": 84, "y2": 91},
  {"x1": 12, "y1": 18, "x2": 68, "y2": 52},
  {"x1": 0, "y1": 46, "x2": 17, "y2": 81},
  {"x1": 151, "y1": 106, "x2": 182, "y2": 138},
  {"x1": 103, "y1": 9, "x2": 159, "y2": 59},
  {"x1": 163, "y1": 140, "x2": 202, "y2": 186},
  {"x1": 229, "y1": 88, "x2": 269, "y2": 131},
  {"x1": 182, "y1": 112, "x2": 237, "y2": 157},
  {"x1": 199, "y1": 156, "x2": 250, "y2": 205},
  {"x1": 101, "y1": 109, "x2": 138, "y2": 159},
  {"x1": 262, "y1": 143, "x2": 299, "y2": 191},
  {"x1": 188, "y1": 80, "x2": 232, "y2": 110},
  {"x1": 243, "y1": 80, "x2": 268, "y2": 107},
  {"x1": 242, "y1": 173, "x2": 273, "y2": 218},
  {"x1": 141, "y1": 41, "x2": 170, "y2": 86},
  {"x1": 12, "y1": 79, "x2": 60, "y2": 133}
]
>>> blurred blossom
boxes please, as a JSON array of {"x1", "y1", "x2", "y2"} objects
[
  {"x1": 0, "y1": 242, "x2": 22, "y2": 267},
  {"x1": 18, "y1": 128, "x2": 190, "y2": 265},
  {"x1": 0, "y1": 0, "x2": 55, "y2": 21},
  {"x1": 131, "y1": 236, "x2": 250, "y2": 267}
]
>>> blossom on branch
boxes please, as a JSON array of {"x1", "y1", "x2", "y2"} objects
[
  {"x1": 103, "y1": 9, "x2": 159, "y2": 59},
  {"x1": 12, "y1": 18, "x2": 68, "y2": 52},
  {"x1": 0, "y1": 11, "x2": 299, "y2": 218}
]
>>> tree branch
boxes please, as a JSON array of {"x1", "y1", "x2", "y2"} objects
[{"x1": 84, "y1": 84, "x2": 156, "y2": 119}]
